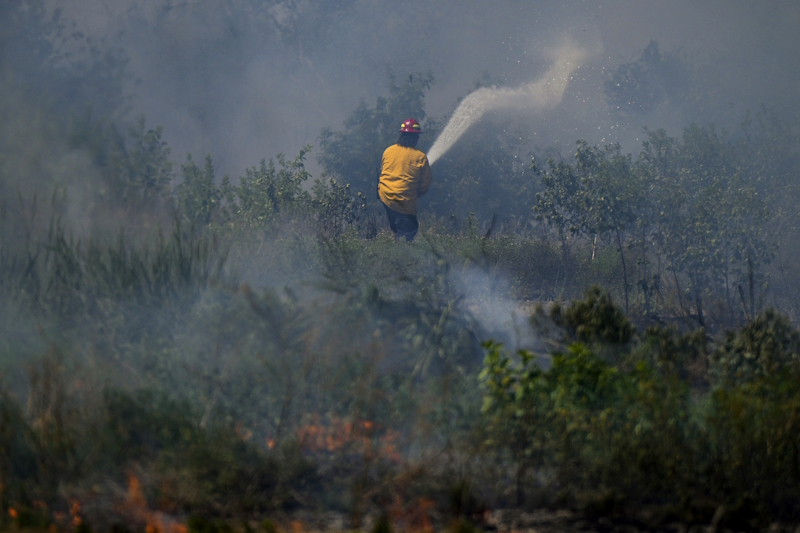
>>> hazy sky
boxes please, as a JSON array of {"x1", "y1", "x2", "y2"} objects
[{"x1": 53, "y1": 0, "x2": 800, "y2": 177}]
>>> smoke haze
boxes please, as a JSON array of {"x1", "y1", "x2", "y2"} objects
[{"x1": 40, "y1": 0, "x2": 800, "y2": 177}]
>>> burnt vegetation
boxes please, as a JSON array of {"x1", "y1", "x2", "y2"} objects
[{"x1": 4, "y1": 3, "x2": 800, "y2": 532}]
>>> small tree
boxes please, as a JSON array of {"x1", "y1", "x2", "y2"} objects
[
  {"x1": 643, "y1": 125, "x2": 771, "y2": 324},
  {"x1": 711, "y1": 308, "x2": 800, "y2": 385},
  {"x1": 126, "y1": 115, "x2": 174, "y2": 205},
  {"x1": 177, "y1": 154, "x2": 220, "y2": 226},
  {"x1": 535, "y1": 142, "x2": 643, "y2": 313},
  {"x1": 228, "y1": 146, "x2": 313, "y2": 231}
]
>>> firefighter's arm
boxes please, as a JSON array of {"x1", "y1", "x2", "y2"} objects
[{"x1": 417, "y1": 158, "x2": 433, "y2": 197}]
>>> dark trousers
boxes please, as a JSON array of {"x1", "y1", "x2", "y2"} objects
[{"x1": 382, "y1": 203, "x2": 419, "y2": 242}]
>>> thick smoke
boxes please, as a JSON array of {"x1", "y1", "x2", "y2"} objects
[
  {"x1": 427, "y1": 43, "x2": 587, "y2": 165},
  {"x1": 43, "y1": 0, "x2": 800, "y2": 178}
]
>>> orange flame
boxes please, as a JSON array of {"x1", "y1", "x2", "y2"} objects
[
  {"x1": 129, "y1": 473, "x2": 146, "y2": 507},
  {"x1": 389, "y1": 496, "x2": 437, "y2": 533},
  {"x1": 409, "y1": 498, "x2": 436, "y2": 533},
  {"x1": 118, "y1": 474, "x2": 188, "y2": 533},
  {"x1": 295, "y1": 415, "x2": 402, "y2": 462},
  {"x1": 235, "y1": 422, "x2": 253, "y2": 441},
  {"x1": 70, "y1": 501, "x2": 82, "y2": 526}
]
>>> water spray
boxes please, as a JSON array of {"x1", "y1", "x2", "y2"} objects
[{"x1": 426, "y1": 44, "x2": 587, "y2": 165}]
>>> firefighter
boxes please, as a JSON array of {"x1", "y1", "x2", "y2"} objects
[{"x1": 378, "y1": 118, "x2": 433, "y2": 242}]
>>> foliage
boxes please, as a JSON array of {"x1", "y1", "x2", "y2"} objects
[
  {"x1": 174, "y1": 145, "x2": 367, "y2": 237},
  {"x1": 711, "y1": 308, "x2": 800, "y2": 385},
  {"x1": 482, "y1": 296, "x2": 800, "y2": 526},
  {"x1": 633, "y1": 325, "x2": 706, "y2": 382},
  {"x1": 312, "y1": 176, "x2": 367, "y2": 237},
  {"x1": 99, "y1": 387, "x2": 296, "y2": 514},
  {"x1": 535, "y1": 123, "x2": 772, "y2": 322},
  {"x1": 705, "y1": 375, "x2": 800, "y2": 526},
  {"x1": 535, "y1": 142, "x2": 641, "y2": 311},
  {"x1": 554, "y1": 285, "x2": 635, "y2": 345},
  {"x1": 0, "y1": 215, "x2": 226, "y2": 332},
  {"x1": 481, "y1": 340, "x2": 693, "y2": 509},
  {"x1": 179, "y1": 155, "x2": 222, "y2": 226},
  {"x1": 4, "y1": 197, "x2": 800, "y2": 526},
  {"x1": 125, "y1": 116, "x2": 174, "y2": 205},
  {"x1": 645, "y1": 125, "x2": 771, "y2": 323},
  {"x1": 481, "y1": 335, "x2": 800, "y2": 526},
  {"x1": 231, "y1": 148, "x2": 313, "y2": 226}
]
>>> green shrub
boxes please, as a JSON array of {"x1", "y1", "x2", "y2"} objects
[
  {"x1": 312, "y1": 176, "x2": 367, "y2": 237},
  {"x1": 557, "y1": 286, "x2": 635, "y2": 344},
  {"x1": 705, "y1": 374, "x2": 800, "y2": 525},
  {"x1": 711, "y1": 308, "x2": 800, "y2": 385},
  {"x1": 633, "y1": 325, "x2": 707, "y2": 381},
  {"x1": 178, "y1": 155, "x2": 222, "y2": 226},
  {"x1": 481, "y1": 340, "x2": 692, "y2": 509}
]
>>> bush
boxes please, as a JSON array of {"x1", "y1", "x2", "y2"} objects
[
  {"x1": 711, "y1": 308, "x2": 800, "y2": 385},
  {"x1": 705, "y1": 374, "x2": 800, "y2": 525},
  {"x1": 480, "y1": 340, "x2": 692, "y2": 510}
]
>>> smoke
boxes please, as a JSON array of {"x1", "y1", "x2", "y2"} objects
[
  {"x1": 25, "y1": 0, "x2": 798, "y2": 181},
  {"x1": 454, "y1": 265, "x2": 539, "y2": 354},
  {"x1": 427, "y1": 42, "x2": 588, "y2": 165}
]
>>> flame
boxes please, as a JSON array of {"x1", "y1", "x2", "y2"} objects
[
  {"x1": 407, "y1": 498, "x2": 436, "y2": 533},
  {"x1": 129, "y1": 473, "x2": 146, "y2": 507},
  {"x1": 418, "y1": 498, "x2": 435, "y2": 533},
  {"x1": 295, "y1": 415, "x2": 402, "y2": 462},
  {"x1": 388, "y1": 495, "x2": 438, "y2": 533},
  {"x1": 8, "y1": 508, "x2": 17, "y2": 518},
  {"x1": 117, "y1": 474, "x2": 188, "y2": 533},
  {"x1": 70, "y1": 501, "x2": 82, "y2": 526},
  {"x1": 235, "y1": 422, "x2": 253, "y2": 441}
]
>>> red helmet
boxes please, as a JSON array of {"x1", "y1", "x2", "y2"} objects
[{"x1": 399, "y1": 118, "x2": 422, "y2": 133}]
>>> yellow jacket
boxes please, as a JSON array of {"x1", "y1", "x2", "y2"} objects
[{"x1": 378, "y1": 144, "x2": 433, "y2": 215}]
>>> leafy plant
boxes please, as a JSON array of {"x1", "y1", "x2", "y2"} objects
[
  {"x1": 711, "y1": 308, "x2": 800, "y2": 385},
  {"x1": 556, "y1": 285, "x2": 635, "y2": 345},
  {"x1": 480, "y1": 339, "x2": 693, "y2": 510},
  {"x1": 535, "y1": 142, "x2": 642, "y2": 312},
  {"x1": 312, "y1": 176, "x2": 367, "y2": 237},
  {"x1": 178, "y1": 155, "x2": 222, "y2": 226}
]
